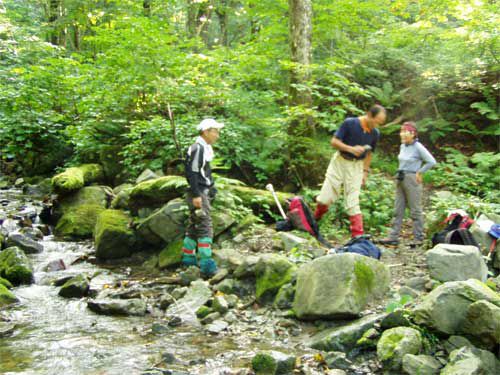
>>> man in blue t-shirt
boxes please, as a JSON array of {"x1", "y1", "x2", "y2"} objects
[{"x1": 314, "y1": 105, "x2": 386, "y2": 237}]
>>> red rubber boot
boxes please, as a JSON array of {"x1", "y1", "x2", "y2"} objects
[
  {"x1": 349, "y1": 214, "x2": 364, "y2": 238},
  {"x1": 314, "y1": 203, "x2": 330, "y2": 221}
]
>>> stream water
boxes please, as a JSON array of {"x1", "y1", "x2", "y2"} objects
[{"x1": 0, "y1": 187, "x2": 306, "y2": 375}]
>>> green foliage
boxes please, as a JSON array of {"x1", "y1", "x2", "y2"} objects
[
  {"x1": 386, "y1": 295, "x2": 413, "y2": 313},
  {"x1": 427, "y1": 148, "x2": 500, "y2": 202}
]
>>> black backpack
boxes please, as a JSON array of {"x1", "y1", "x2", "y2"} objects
[{"x1": 432, "y1": 214, "x2": 479, "y2": 248}]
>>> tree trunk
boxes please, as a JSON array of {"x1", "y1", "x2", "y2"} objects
[
  {"x1": 288, "y1": 0, "x2": 313, "y2": 184},
  {"x1": 48, "y1": 0, "x2": 60, "y2": 45},
  {"x1": 216, "y1": 0, "x2": 229, "y2": 46},
  {"x1": 143, "y1": 0, "x2": 151, "y2": 17}
]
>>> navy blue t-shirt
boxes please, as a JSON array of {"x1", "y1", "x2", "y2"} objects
[{"x1": 334, "y1": 117, "x2": 379, "y2": 160}]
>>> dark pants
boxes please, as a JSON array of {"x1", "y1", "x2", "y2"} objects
[{"x1": 185, "y1": 189, "x2": 213, "y2": 240}]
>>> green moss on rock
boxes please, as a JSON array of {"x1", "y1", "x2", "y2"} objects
[
  {"x1": 255, "y1": 254, "x2": 296, "y2": 303},
  {"x1": 129, "y1": 176, "x2": 187, "y2": 211},
  {"x1": 0, "y1": 284, "x2": 18, "y2": 307},
  {"x1": 55, "y1": 204, "x2": 105, "y2": 239},
  {"x1": 158, "y1": 240, "x2": 183, "y2": 269},
  {"x1": 0, "y1": 246, "x2": 33, "y2": 285},
  {"x1": 51, "y1": 164, "x2": 104, "y2": 194},
  {"x1": 196, "y1": 305, "x2": 212, "y2": 319},
  {"x1": 94, "y1": 209, "x2": 136, "y2": 259},
  {"x1": 0, "y1": 276, "x2": 13, "y2": 289}
]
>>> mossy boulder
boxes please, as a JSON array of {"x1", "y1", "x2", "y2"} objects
[
  {"x1": 274, "y1": 283, "x2": 295, "y2": 310},
  {"x1": 54, "y1": 204, "x2": 105, "y2": 240},
  {"x1": 55, "y1": 186, "x2": 111, "y2": 219},
  {"x1": 402, "y1": 354, "x2": 442, "y2": 374},
  {"x1": 158, "y1": 240, "x2": 183, "y2": 269},
  {"x1": 462, "y1": 300, "x2": 500, "y2": 348},
  {"x1": 255, "y1": 254, "x2": 297, "y2": 303},
  {"x1": 440, "y1": 346, "x2": 500, "y2": 375},
  {"x1": 58, "y1": 274, "x2": 90, "y2": 298},
  {"x1": 0, "y1": 246, "x2": 33, "y2": 285},
  {"x1": 110, "y1": 185, "x2": 133, "y2": 210},
  {"x1": 294, "y1": 253, "x2": 390, "y2": 319},
  {"x1": 251, "y1": 351, "x2": 295, "y2": 375},
  {"x1": 129, "y1": 176, "x2": 187, "y2": 212},
  {"x1": 377, "y1": 327, "x2": 422, "y2": 370},
  {"x1": 51, "y1": 164, "x2": 104, "y2": 194},
  {"x1": 0, "y1": 284, "x2": 18, "y2": 308},
  {"x1": 94, "y1": 209, "x2": 136, "y2": 259},
  {"x1": 412, "y1": 279, "x2": 500, "y2": 335}
]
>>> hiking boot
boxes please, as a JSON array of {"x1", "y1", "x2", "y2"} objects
[{"x1": 378, "y1": 238, "x2": 399, "y2": 246}]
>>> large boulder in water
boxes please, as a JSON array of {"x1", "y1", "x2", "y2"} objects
[
  {"x1": 87, "y1": 298, "x2": 147, "y2": 316},
  {"x1": 54, "y1": 204, "x2": 105, "y2": 240},
  {"x1": 166, "y1": 280, "x2": 212, "y2": 325},
  {"x1": 412, "y1": 279, "x2": 500, "y2": 335},
  {"x1": 293, "y1": 253, "x2": 390, "y2": 320},
  {"x1": 94, "y1": 209, "x2": 136, "y2": 259},
  {"x1": 426, "y1": 244, "x2": 488, "y2": 282},
  {"x1": 6, "y1": 233, "x2": 43, "y2": 254},
  {"x1": 58, "y1": 274, "x2": 90, "y2": 298},
  {"x1": 0, "y1": 284, "x2": 18, "y2": 308},
  {"x1": 0, "y1": 246, "x2": 33, "y2": 285},
  {"x1": 54, "y1": 185, "x2": 111, "y2": 219},
  {"x1": 51, "y1": 164, "x2": 104, "y2": 195}
]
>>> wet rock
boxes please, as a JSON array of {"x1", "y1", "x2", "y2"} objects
[
  {"x1": 22, "y1": 178, "x2": 51, "y2": 197},
  {"x1": 255, "y1": 254, "x2": 296, "y2": 303},
  {"x1": 209, "y1": 268, "x2": 228, "y2": 284},
  {"x1": 440, "y1": 346, "x2": 499, "y2": 375},
  {"x1": 225, "y1": 294, "x2": 239, "y2": 308},
  {"x1": 214, "y1": 278, "x2": 236, "y2": 294},
  {"x1": 324, "y1": 351, "x2": 353, "y2": 370},
  {"x1": 87, "y1": 298, "x2": 147, "y2": 316},
  {"x1": 412, "y1": 279, "x2": 500, "y2": 335},
  {"x1": 377, "y1": 327, "x2": 422, "y2": 371},
  {"x1": 195, "y1": 305, "x2": 212, "y2": 319},
  {"x1": 167, "y1": 315, "x2": 182, "y2": 327},
  {"x1": 0, "y1": 284, "x2": 18, "y2": 307},
  {"x1": 279, "y1": 232, "x2": 309, "y2": 252},
  {"x1": 213, "y1": 248, "x2": 245, "y2": 271},
  {"x1": 151, "y1": 322, "x2": 170, "y2": 334},
  {"x1": 158, "y1": 240, "x2": 182, "y2": 269},
  {"x1": 224, "y1": 311, "x2": 238, "y2": 323},
  {"x1": 273, "y1": 283, "x2": 295, "y2": 310},
  {"x1": 200, "y1": 311, "x2": 221, "y2": 325},
  {"x1": 171, "y1": 287, "x2": 188, "y2": 300},
  {"x1": 58, "y1": 274, "x2": 90, "y2": 298},
  {"x1": 110, "y1": 185, "x2": 133, "y2": 210},
  {"x1": 251, "y1": 350, "x2": 295, "y2": 375},
  {"x1": 1, "y1": 218, "x2": 19, "y2": 233},
  {"x1": 402, "y1": 354, "x2": 442, "y2": 374},
  {"x1": 129, "y1": 176, "x2": 186, "y2": 213},
  {"x1": 0, "y1": 276, "x2": 13, "y2": 289},
  {"x1": 462, "y1": 300, "x2": 500, "y2": 347},
  {"x1": 0, "y1": 246, "x2": 34, "y2": 285},
  {"x1": 212, "y1": 295, "x2": 229, "y2": 314},
  {"x1": 54, "y1": 204, "x2": 105, "y2": 239},
  {"x1": 206, "y1": 319, "x2": 228, "y2": 334},
  {"x1": 308, "y1": 313, "x2": 385, "y2": 352},
  {"x1": 0, "y1": 321, "x2": 16, "y2": 337},
  {"x1": 159, "y1": 294, "x2": 175, "y2": 310},
  {"x1": 6, "y1": 233, "x2": 43, "y2": 254},
  {"x1": 294, "y1": 253, "x2": 390, "y2": 319},
  {"x1": 51, "y1": 164, "x2": 104, "y2": 195},
  {"x1": 179, "y1": 266, "x2": 200, "y2": 286},
  {"x1": 165, "y1": 280, "x2": 212, "y2": 323},
  {"x1": 19, "y1": 226, "x2": 44, "y2": 240},
  {"x1": 426, "y1": 244, "x2": 488, "y2": 282},
  {"x1": 405, "y1": 276, "x2": 429, "y2": 291},
  {"x1": 95, "y1": 209, "x2": 136, "y2": 259}
]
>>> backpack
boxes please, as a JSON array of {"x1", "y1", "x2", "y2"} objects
[
  {"x1": 336, "y1": 235, "x2": 381, "y2": 260},
  {"x1": 276, "y1": 196, "x2": 333, "y2": 249},
  {"x1": 432, "y1": 212, "x2": 478, "y2": 248}
]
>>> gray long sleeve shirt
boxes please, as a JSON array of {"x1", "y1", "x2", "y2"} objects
[{"x1": 398, "y1": 141, "x2": 437, "y2": 173}]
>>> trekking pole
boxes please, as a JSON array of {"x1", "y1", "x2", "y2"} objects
[{"x1": 265, "y1": 184, "x2": 287, "y2": 220}]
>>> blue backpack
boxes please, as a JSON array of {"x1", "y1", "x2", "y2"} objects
[{"x1": 337, "y1": 235, "x2": 381, "y2": 260}]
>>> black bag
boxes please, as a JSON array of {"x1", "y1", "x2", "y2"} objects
[{"x1": 432, "y1": 214, "x2": 478, "y2": 248}]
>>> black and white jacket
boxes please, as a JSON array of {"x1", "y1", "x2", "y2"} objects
[{"x1": 185, "y1": 136, "x2": 214, "y2": 197}]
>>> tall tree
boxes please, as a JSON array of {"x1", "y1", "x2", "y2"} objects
[
  {"x1": 288, "y1": 0, "x2": 313, "y2": 183},
  {"x1": 48, "y1": 0, "x2": 60, "y2": 45}
]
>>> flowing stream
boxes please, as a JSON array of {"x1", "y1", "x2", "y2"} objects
[{"x1": 0, "y1": 187, "x2": 305, "y2": 375}]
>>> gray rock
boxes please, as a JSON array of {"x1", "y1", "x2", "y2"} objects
[
  {"x1": 405, "y1": 276, "x2": 429, "y2": 291},
  {"x1": 213, "y1": 248, "x2": 245, "y2": 271},
  {"x1": 87, "y1": 298, "x2": 147, "y2": 316},
  {"x1": 426, "y1": 244, "x2": 488, "y2": 282},
  {"x1": 171, "y1": 287, "x2": 188, "y2": 300},
  {"x1": 233, "y1": 255, "x2": 260, "y2": 279},
  {"x1": 294, "y1": 253, "x2": 390, "y2": 319},
  {"x1": 137, "y1": 199, "x2": 187, "y2": 245},
  {"x1": 206, "y1": 319, "x2": 229, "y2": 334},
  {"x1": 398, "y1": 285, "x2": 420, "y2": 298},
  {"x1": 6, "y1": 233, "x2": 43, "y2": 254},
  {"x1": 224, "y1": 311, "x2": 238, "y2": 323},
  {"x1": 440, "y1": 346, "x2": 499, "y2": 375},
  {"x1": 0, "y1": 246, "x2": 34, "y2": 285},
  {"x1": 225, "y1": 294, "x2": 239, "y2": 308},
  {"x1": 19, "y1": 226, "x2": 44, "y2": 240},
  {"x1": 159, "y1": 294, "x2": 175, "y2": 310},
  {"x1": 279, "y1": 232, "x2": 309, "y2": 252},
  {"x1": 308, "y1": 313, "x2": 386, "y2": 352},
  {"x1": 462, "y1": 300, "x2": 500, "y2": 347},
  {"x1": 166, "y1": 280, "x2": 212, "y2": 325},
  {"x1": 402, "y1": 354, "x2": 441, "y2": 374},
  {"x1": 0, "y1": 322, "x2": 16, "y2": 337},
  {"x1": 42, "y1": 259, "x2": 66, "y2": 272},
  {"x1": 179, "y1": 266, "x2": 200, "y2": 286},
  {"x1": 443, "y1": 336, "x2": 475, "y2": 355},
  {"x1": 470, "y1": 214, "x2": 500, "y2": 255},
  {"x1": 200, "y1": 312, "x2": 221, "y2": 325},
  {"x1": 355, "y1": 327, "x2": 380, "y2": 348},
  {"x1": 255, "y1": 254, "x2": 296, "y2": 303},
  {"x1": 251, "y1": 350, "x2": 295, "y2": 375},
  {"x1": 377, "y1": 327, "x2": 422, "y2": 370},
  {"x1": 213, "y1": 278, "x2": 236, "y2": 294},
  {"x1": 58, "y1": 274, "x2": 90, "y2": 298},
  {"x1": 381, "y1": 308, "x2": 412, "y2": 329},
  {"x1": 136, "y1": 169, "x2": 159, "y2": 184},
  {"x1": 412, "y1": 279, "x2": 500, "y2": 335},
  {"x1": 274, "y1": 283, "x2": 295, "y2": 310},
  {"x1": 212, "y1": 295, "x2": 229, "y2": 314}
]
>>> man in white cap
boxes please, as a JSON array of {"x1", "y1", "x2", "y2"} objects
[{"x1": 181, "y1": 118, "x2": 224, "y2": 277}]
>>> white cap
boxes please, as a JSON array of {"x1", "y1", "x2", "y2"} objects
[{"x1": 197, "y1": 118, "x2": 224, "y2": 132}]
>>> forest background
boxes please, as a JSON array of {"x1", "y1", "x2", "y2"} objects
[{"x1": 0, "y1": 0, "x2": 498, "y2": 237}]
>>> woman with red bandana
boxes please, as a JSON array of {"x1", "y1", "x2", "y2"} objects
[{"x1": 379, "y1": 122, "x2": 436, "y2": 246}]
